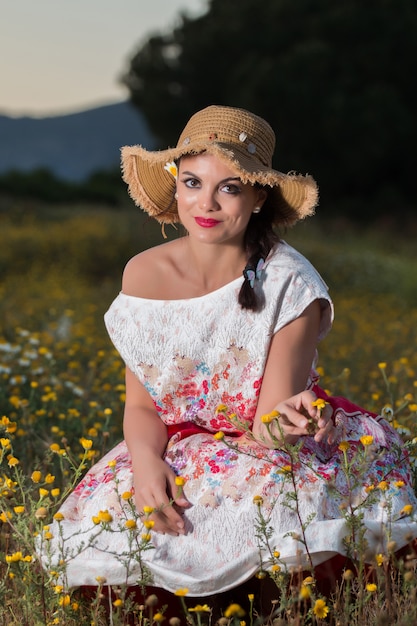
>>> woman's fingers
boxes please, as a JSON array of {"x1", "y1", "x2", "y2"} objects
[
  {"x1": 276, "y1": 391, "x2": 336, "y2": 444},
  {"x1": 136, "y1": 494, "x2": 186, "y2": 535},
  {"x1": 135, "y1": 470, "x2": 191, "y2": 535}
]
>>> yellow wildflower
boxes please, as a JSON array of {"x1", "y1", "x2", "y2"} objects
[
  {"x1": 175, "y1": 476, "x2": 186, "y2": 486},
  {"x1": 143, "y1": 505, "x2": 154, "y2": 514},
  {"x1": 312, "y1": 398, "x2": 327, "y2": 411},
  {"x1": 188, "y1": 605, "x2": 211, "y2": 613},
  {"x1": 59, "y1": 595, "x2": 71, "y2": 607},
  {"x1": 366, "y1": 583, "x2": 377, "y2": 593},
  {"x1": 98, "y1": 510, "x2": 113, "y2": 523},
  {"x1": 31, "y1": 470, "x2": 42, "y2": 483},
  {"x1": 80, "y1": 438, "x2": 93, "y2": 450},
  {"x1": 360, "y1": 435, "x2": 374, "y2": 447},
  {"x1": 141, "y1": 533, "x2": 152, "y2": 542},
  {"x1": 174, "y1": 588, "x2": 189, "y2": 596},
  {"x1": 153, "y1": 612, "x2": 165, "y2": 622},
  {"x1": 113, "y1": 599, "x2": 123, "y2": 608},
  {"x1": 7, "y1": 456, "x2": 19, "y2": 467},
  {"x1": 214, "y1": 431, "x2": 225, "y2": 440},
  {"x1": 400, "y1": 504, "x2": 413, "y2": 516},
  {"x1": 13, "y1": 506, "x2": 25, "y2": 514},
  {"x1": 215, "y1": 404, "x2": 227, "y2": 413},
  {"x1": 375, "y1": 554, "x2": 384, "y2": 566},
  {"x1": 39, "y1": 488, "x2": 49, "y2": 498},
  {"x1": 299, "y1": 585, "x2": 311, "y2": 600},
  {"x1": 313, "y1": 598, "x2": 329, "y2": 619},
  {"x1": 121, "y1": 491, "x2": 132, "y2": 500},
  {"x1": 394, "y1": 480, "x2": 405, "y2": 488},
  {"x1": 125, "y1": 519, "x2": 137, "y2": 530},
  {"x1": 253, "y1": 495, "x2": 263, "y2": 506},
  {"x1": 144, "y1": 519, "x2": 155, "y2": 529},
  {"x1": 51, "y1": 488, "x2": 60, "y2": 498},
  {"x1": 224, "y1": 603, "x2": 245, "y2": 618},
  {"x1": 45, "y1": 473, "x2": 55, "y2": 484},
  {"x1": 261, "y1": 412, "x2": 276, "y2": 423},
  {"x1": 53, "y1": 512, "x2": 65, "y2": 521},
  {"x1": 377, "y1": 481, "x2": 389, "y2": 491},
  {"x1": 338, "y1": 441, "x2": 349, "y2": 452}
]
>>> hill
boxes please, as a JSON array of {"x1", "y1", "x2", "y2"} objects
[{"x1": 0, "y1": 101, "x2": 155, "y2": 181}]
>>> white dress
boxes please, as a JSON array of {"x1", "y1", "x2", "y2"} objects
[{"x1": 43, "y1": 241, "x2": 417, "y2": 595}]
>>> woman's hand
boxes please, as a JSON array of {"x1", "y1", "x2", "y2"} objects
[
  {"x1": 275, "y1": 389, "x2": 335, "y2": 444},
  {"x1": 254, "y1": 389, "x2": 335, "y2": 449},
  {"x1": 133, "y1": 452, "x2": 191, "y2": 536}
]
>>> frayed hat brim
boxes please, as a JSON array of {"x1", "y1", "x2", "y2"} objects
[{"x1": 121, "y1": 142, "x2": 318, "y2": 226}]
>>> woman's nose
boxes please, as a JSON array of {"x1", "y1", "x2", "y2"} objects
[{"x1": 198, "y1": 189, "x2": 219, "y2": 212}]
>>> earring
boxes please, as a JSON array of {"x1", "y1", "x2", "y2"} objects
[
  {"x1": 174, "y1": 192, "x2": 179, "y2": 200},
  {"x1": 252, "y1": 206, "x2": 261, "y2": 214}
]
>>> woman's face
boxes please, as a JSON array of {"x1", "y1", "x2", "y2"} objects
[{"x1": 176, "y1": 153, "x2": 266, "y2": 247}]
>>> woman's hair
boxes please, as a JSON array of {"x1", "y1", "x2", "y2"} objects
[{"x1": 239, "y1": 188, "x2": 281, "y2": 312}]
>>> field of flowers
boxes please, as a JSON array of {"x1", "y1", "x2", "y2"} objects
[{"x1": 1, "y1": 205, "x2": 417, "y2": 625}]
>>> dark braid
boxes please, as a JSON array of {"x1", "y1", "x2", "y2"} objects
[{"x1": 239, "y1": 190, "x2": 281, "y2": 312}]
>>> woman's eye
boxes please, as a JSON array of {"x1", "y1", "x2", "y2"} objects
[
  {"x1": 183, "y1": 177, "x2": 200, "y2": 188},
  {"x1": 221, "y1": 184, "x2": 240, "y2": 194}
]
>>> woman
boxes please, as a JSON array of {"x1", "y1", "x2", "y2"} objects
[{"x1": 44, "y1": 105, "x2": 417, "y2": 605}]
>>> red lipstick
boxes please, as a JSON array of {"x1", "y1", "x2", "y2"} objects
[{"x1": 194, "y1": 217, "x2": 220, "y2": 228}]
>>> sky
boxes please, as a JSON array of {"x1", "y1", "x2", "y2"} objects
[{"x1": 0, "y1": 0, "x2": 206, "y2": 118}]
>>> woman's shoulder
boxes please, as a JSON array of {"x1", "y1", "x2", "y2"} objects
[
  {"x1": 268, "y1": 240, "x2": 319, "y2": 274},
  {"x1": 267, "y1": 241, "x2": 330, "y2": 297},
  {"x1": 122, "y1": 240, "x2": 180, "y2": 298}
]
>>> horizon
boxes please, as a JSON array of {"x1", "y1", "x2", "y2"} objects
[{"x1": 0, "y1": 98, "x2": 129, "y2": 121}]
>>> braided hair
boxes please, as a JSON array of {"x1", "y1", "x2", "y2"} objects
[{"x1": 239, "y1": 189, "x2": 281, "y2": 312}]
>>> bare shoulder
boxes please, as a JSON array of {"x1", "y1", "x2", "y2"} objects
[{"x1": 122, "y1": 239, "x2": 182, "y2": 298}]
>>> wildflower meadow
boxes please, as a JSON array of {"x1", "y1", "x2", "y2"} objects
[{"x1": 1, "y1": 204, "x2": 417, "y2": 625}]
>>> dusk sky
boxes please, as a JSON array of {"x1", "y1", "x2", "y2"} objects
[{"x1": 1, "y1": 0, "x2": 205, "y2": 117}]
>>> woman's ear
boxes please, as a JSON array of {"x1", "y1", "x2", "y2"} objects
[{"x1": 256, "y1": 188, "x2": 268, "y2": 208}]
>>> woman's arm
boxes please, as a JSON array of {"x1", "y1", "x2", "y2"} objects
[
  {"x1": 124, "y1": 366, "x2": 190, "y2": 535},
  {"x1": 252, "y1": 300, "x2": 335, "y2": 448}
]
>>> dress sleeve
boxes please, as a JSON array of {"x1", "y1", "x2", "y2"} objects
[{"x1": 272, "y1": 270, "x2": 333, "y2": 340}]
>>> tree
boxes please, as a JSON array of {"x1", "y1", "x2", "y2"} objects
[{"x1": 122, "y1": 0, "x2": 417, "y2": 218}]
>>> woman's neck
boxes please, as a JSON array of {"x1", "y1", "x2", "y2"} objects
[{"x1": 177, "y1": 238, "x2": 247, "y2": 294}]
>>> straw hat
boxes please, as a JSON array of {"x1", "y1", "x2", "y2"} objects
[{"x1": 121, "y1": 105, "x2": 318, "y2": 226}]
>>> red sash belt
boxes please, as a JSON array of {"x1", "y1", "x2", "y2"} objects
[{"x1": 166, "y1": 385, "x2": 375, "y2": 442}]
